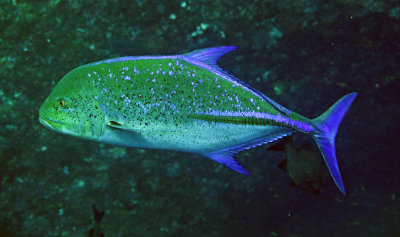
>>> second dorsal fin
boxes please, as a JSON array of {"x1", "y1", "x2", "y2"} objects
[{"x1": 184, "y1": 46, "x2": 237, "y2": 68}]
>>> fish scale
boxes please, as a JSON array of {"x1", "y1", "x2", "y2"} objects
[
  {"x1": 86, "y1": 58, "x2": 278, "y2": 122},
  {"x1": 39, "y1": 46, "x2": 357, "y2": 194}
]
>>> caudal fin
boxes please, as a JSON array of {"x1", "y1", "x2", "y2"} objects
[{"x1": 311, "y1": 92, "x2": 357, "y2": 194}]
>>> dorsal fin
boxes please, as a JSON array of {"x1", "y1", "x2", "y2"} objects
[
  {"x1": 184, "y1": 46, "x2": 237, "y2": 68},
  {"x1": 185, "y1": 46, "x2": 291, "y2": 116},
  {"x1": 261, "y1": 95, "x2": 292, "y2": 116}
]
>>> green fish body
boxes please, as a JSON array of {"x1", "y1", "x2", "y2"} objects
[{"x1": 39, "y1": 47, "x2": 357, "y2": 194}]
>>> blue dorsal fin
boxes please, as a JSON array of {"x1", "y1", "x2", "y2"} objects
[
  {"x1": 261, "y1": 94, "x2": 292, "y2": 116},
  {"x1": 184, "y1": 46, "x2": 237, "y2": 67},
  {"x1": 185, "y1": 47, "x2": 291, "y2": 116}
]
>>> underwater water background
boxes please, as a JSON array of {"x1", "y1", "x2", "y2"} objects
[{"x1": 1, "y1": 0, "x2": 399, "y2": 236}]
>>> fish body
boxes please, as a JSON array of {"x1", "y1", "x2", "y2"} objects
[
  {"x1": 39, "y1": 47, "x2": 357, "y2": 194},
  {"x1": 270, "y1": 137, "x2": 322, "y2": 194},
  {"x1": 88, "y1": 204, "x2": 105, "y2": 237}
]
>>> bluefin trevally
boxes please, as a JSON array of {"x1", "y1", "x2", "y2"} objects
[{"x1": 38, "y1": 46, "x2": 357, "y2": 194}]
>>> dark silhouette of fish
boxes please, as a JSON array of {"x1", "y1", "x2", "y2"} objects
[
  {"x1": 269, "y1": 136, "x2": 322, "y2": 194},
  {"x1": 88, "y1": 204, "x2": 105, "y2": 237}
]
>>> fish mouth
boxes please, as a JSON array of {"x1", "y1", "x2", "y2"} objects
[{"x1": 39, "y1": 116, "x2": 63, "y2": 130}]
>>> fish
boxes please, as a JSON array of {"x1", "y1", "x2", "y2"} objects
[
  {"x1": 88, "y1": 203, "x2": 105, "y2": 237},
  {"x1": 268, "y1": 136, "x2": 322, "y2": 194},
  {"x1": 38, "y1": 46, "x2": 357, "y2": 194}
]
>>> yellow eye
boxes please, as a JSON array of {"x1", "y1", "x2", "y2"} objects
[{"x1": 58, "y1": 100, "x2": 65, "y2": 107}]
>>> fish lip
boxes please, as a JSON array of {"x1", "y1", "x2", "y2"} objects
[{"x1": 39, "y1": 116, "x2": 62, "y2": 130}]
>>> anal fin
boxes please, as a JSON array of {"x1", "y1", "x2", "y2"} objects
[
  {"x1": 203, "y1": 128, "x2": 293, "y2": 175},
  {"x1": 204, "y1": 152, "x2": 249, "y2": 175}
]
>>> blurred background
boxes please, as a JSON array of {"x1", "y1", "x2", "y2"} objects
[{"x1": 0, "y1": 0, "x2": 399, "y2": 236}]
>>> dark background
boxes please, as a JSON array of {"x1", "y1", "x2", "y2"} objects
[{"x1": 0, "y1": 0, "x2": 399, "y2": 236}]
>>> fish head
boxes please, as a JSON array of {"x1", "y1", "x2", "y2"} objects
[{"x1": 39, "y1": 67, "x2": 104, "y2": 140}]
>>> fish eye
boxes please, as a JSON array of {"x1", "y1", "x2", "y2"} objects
[{"x1": 59, "y1": 100, "x2": 65, "y2": 107}]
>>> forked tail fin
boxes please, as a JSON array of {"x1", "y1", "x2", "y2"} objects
[{"x1": 311, "y1": 92, "x2": 357, "y2": 194}]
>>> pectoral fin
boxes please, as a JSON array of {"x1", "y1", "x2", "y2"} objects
[
  {"x1": 106, "y1": 120, "x2": 182, "y2": 136},
  {"x1": 106, "y1": 120, "x2": 124, "y2": 129}
]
